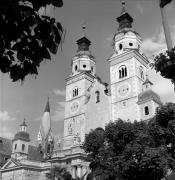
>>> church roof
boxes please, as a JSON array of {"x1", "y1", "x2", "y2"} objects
[
  {"x1": 0, "y1": 137, "x2": 12, "y2": 156},
  {"x1": 117, "y1": 12, "x2": 133, "y2": 24},
  {"x1": 137, "y1": 90, "x2": 162, "y2": 105},
  {"x1": 76, "y1": 36, "x2": 91, "y2": 52},
  {"x1": 14, "y1": 131, "x2": 30, "y2": 142},
  {"x1": 44, "y1": 98, "x2": 50, "y2": 112},
  {"x1": 0, "y1": 137, "x2": 12, "y2": 167},
  {"x1": 116, "y1": 12, "x2": 134, "y2": 31},
  {"x1": 28, "y1": 145, "x2": 43, "y2": 162},
  {"x1": 0, "y1": 136, "x2": 43, "y2": 165},
  {"x1": 76, "y1": 36, "x2": 91, "y2": 46}
]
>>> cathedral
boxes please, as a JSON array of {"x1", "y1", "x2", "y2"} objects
[{"x1": 0, "y1": 2, "x2": 162, "y2": 180}]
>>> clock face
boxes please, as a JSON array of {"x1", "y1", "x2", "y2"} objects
[
  {"x1": 117, "y1": 82, "x2": 131, "y2": 98},
  {"x1": 70, "y1": 101, "x2": 80, "y2": 114}
]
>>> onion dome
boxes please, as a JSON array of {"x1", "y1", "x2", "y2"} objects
[
  {"x1": 77, "y1": 36, "x2": 91, "y2": 52},
  {"x1": 137, "y1": 90, "x2": 162, "y2": 105},
  {"x1": 116, "y1": 1, "x2": 133, "y2": 31},
  {"x1": 14, "y1": 131, "x2": 30, "y2": 142},
  {"x1": 13, "y1": 119, "x2": 30, "y2": 142}
]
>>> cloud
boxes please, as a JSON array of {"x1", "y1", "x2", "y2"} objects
[
  {"x1": 0, "y1": 111, "x2": 16, "y2": 121},
  {"x1": 53, "y1": 89, "x2": 66, "y2": 97},
  {"x1": 57, "y1": 101, "x2": 65, "y2": 108},
  {"x1": 153, "y1": 78, "x2": 175, "y2": 103},
  {"x1": 148, "y1": 70, "x2": 175, "y2": 103},
  {"x1": 35, "y1": 101, "x2": 65, "y2": 122},
  {"x1": 135, "y1": 2, "x2": 144, "y2": 14},
  {"x1": 142, "y1": 22, "x2": 175, "y2": 58},
  {"x1": 0, "y1": 126, "x2": 14, "y2": 139},
  {"x1": 142, "y1": 28, "x2": 166, "y2": 57},
  {"x1": 51, "y1": 101, "x2": 65, "y2": 121}
]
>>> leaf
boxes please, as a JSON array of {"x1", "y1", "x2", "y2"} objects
[
  {"x1": 17, "y1": 51, "x2": 25, "y2": 62},
  {"x1": 0, "y1": 0, "x2": 63, "y2": 82}
]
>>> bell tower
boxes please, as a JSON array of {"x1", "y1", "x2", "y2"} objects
[
  {"x1": 64, "y1": 26, "x2": 96, "y2": 148},
  {"x1": 108, "y1": 1, "x2": 150, "y2": 122},
  {"x1": 71, "y1": 25, "x2": 96, "y2": 76},
  {"x1": 12, "y1": 119, "x2": 30, "y2": 160}
]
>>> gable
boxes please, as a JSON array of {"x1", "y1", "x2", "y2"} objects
[{"x1": 1, "y1": 158, "x2": 20, "y2": 170}]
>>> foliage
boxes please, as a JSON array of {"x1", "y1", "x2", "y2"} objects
[
  {"x1": 46, "y1": 165, "x2": 72, "y2": 180},
  {"x1": 151, "y1": 47, "x2": 175, "y2": 80},
  {"x1": 160, "y1": 0, "x2": 173, "y2": 8},
  {"x1": 83, "y1": 103, "x2": 175, "y2": 180},
  {"x1": 0, "y1": 0, "x2": 63, "y2": 82}
]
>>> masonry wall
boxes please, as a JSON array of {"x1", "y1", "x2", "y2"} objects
[
  {"x1": 86, "y1": 79, "x2": 111, "y2": 133},
  {"x1": 1, "y1": 169, "x2": 47, "y2": 180},
  {"x1": 139, "y1": 100, "x2": 159, "y2": 121}
]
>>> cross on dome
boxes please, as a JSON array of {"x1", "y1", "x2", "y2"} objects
[
  {"x1": 20, "y1": 118, "x2": 27, "y2": 127},
  {"x1": 121, "y1": 0, "x2": 126, "y2": 14},
  {"x1": 116, "y1": 0, "x2": 133, "y2": 31},
  {"x1": 82, "y1": 23, "x2": 87, "y2": 37}
]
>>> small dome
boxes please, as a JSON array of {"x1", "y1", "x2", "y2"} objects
[
  {"x1": 137, "y1": 90, "x2": 162, "y2": 105},
  {"x1": 14, "y1": 131, "x2": 30, "y2": 142}
]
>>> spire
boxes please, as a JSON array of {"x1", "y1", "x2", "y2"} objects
[
  {"x1": 37, "y1": 98, "x2": 53, "y2": 159},
  {"x1": 44, "y1": 97, "x2": 50, "y2": 112},
  {"x1": 116, "y1": 1, "x2": 133, "y2": 31},
  {"x1": 37, "y1": 99, "x2": 51, "y2": 144}
]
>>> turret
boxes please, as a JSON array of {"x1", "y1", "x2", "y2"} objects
[
  {"x1": 137, "y1": 75, "x2": 162, "y2": 121},
  {"x1": 12, "y1": 119, "x2": 30, "y2": 160},
  {"x1": 37, "y1": 98, "x2": 54, "y2": 159},
  {"x1": 113, "y1": 1, "x2": 142, "y2": 55},
  {"x1": 142, "y1": 74, "x2": 153, "y2": 91},
  {"x1": 71, "y1": 25, "x2": 96, "y2": 76}
]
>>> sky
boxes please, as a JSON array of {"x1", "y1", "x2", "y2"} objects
[{"x1": 0, "y1": 0, "x2": 175, "y2": 143}]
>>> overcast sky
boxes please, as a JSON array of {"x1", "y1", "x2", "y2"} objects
[{"x1": 0, "y1": 0, "x2": 175, "y2": 143}]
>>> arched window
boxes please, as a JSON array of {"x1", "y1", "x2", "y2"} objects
[
  {"x1": 75, "y1": 65, "x2": 78, "y2": 71},
  {"x1": 119, "y1": 43, "x2": 123, "y2": 50},
  {"x1": 139, "y1": 66, "x2": 144, "y2": 80},
  {"x1": 68, "y1": 123, "x2": 73, "y2": 135},
  {"x1": 144, "y1": 106, "x2": 149, "y2": 115},
  {"x1": 15, "y1": 144, "x2": 17, "y2": 150},
  {"x1": 22, "y1": 144, "x2": 25, "y2": 151},
  {"x1": 119, "y1": 65, "x2": 127, "y2": 79},
  {"x1": 95, "y1": 91, "x2": 100, "y2": 103},
  {"x1": 73, "y1": 87, "x2": 78, "y2": 97}
]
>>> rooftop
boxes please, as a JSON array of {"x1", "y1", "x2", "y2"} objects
[{"x1": 137, "y1": 89, "x2": 162, "y2": 105}]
